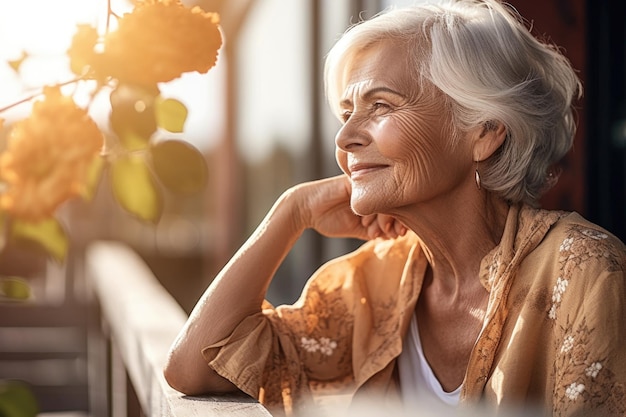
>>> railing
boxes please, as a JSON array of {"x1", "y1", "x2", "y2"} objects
[{"x1": 86, "y1": 241, "x2": 272, "y2": 417}]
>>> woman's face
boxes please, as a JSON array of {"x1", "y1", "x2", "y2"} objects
[{"x1": 334, "y1": 41, "x2": 474, "y2": 217}]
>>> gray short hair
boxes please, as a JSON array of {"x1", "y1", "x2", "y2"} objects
[{"x1": 324, "y1": 0, "x2": 582, "y2": 205}]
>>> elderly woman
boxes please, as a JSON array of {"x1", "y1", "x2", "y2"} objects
[{"x1": 164, "y1": 0, "x2": 626, "y2": 416}]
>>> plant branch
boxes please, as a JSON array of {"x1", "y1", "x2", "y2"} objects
[
  {"x1": 0, "y1": 77, "x2": 87, "y2": 114},
  {"x1": 105, "y1": 0, "x2": 122, "y2": 35},
  {"x1": 106, "y1": 0, "x2": 112, "y2": 34}
]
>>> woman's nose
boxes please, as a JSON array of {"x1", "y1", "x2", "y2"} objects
[{"x1": 334, "y1": 118, "x2": 371, "y2": 151}]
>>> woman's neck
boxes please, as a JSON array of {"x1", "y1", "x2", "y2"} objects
[{"x1": 399, "y1": 191, "x2": 510, "y2": 293}]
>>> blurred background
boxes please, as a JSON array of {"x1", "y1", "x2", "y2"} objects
[{"x1": 0, "y1": 0, "x2": 624, "y2": 414}]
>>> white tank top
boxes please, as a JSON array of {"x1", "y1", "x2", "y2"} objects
[{"x1": 398, "y1": 312, "x2": 461, "y2": 408}]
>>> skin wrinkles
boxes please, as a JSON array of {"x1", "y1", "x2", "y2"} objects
[
  {"x1": 389, "y1": 104, "x2": 451, "y2": 195},
  {"x1": 335, "y1": 43, "x2": 473, "y2": 220}
]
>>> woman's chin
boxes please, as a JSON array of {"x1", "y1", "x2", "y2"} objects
[{"x1": 350, "y1": 199, "x2": 377, "y2": 217}]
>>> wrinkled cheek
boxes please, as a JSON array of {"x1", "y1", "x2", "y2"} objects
[
  {"x1": 395, "y1": 122, "x2": 443, "y2": 183},
  {"x1": 407, "y1": 152, "x2": 435, "y2": 184}
]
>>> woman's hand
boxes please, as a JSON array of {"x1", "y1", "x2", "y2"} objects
[{"x1": 289, "y1": 175, "x2": 407, "y2": 241}]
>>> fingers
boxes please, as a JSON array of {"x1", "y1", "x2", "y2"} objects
[
  {"x1": 361, "y1": 214, "x2": 407, "y2": 240},
  {"x1": 360, "y1": 214, "x2": 377, "y2": 228},
  {"x1": 393, "y1": 219, "x2": 407, "y2": 237}
]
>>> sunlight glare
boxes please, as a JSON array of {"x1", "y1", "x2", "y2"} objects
[
  {"x1": 0, "y1": 1, "x2": 132, "y2": 108},
  {"x1": 0, "y1": 1, "x2": 101, "y2": 59}
]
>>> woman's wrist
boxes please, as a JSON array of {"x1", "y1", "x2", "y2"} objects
[{"x1": 272, "y1": 186, "x2": 310, "y2": 238}]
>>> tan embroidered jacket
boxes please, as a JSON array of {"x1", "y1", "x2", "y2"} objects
[{"x1": 202, "y1": 205, "x2": 626, "y2": 416}]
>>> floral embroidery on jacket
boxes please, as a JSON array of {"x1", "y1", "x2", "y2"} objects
[
  {"x1": 301, "y1": 337, "x2": 320, "y2": 353},
  {"x1": 552, "y1": 317, "x2": 625, "y2": 416},
  {"x1": 549, "y1": 276, "x2": 569, "y2": 320},
  {"x1": 550, "y1": 224, "x2": 626, "y2": 416},
  {"x1": 548, "y1": 225, "x2": 619, "y2": 322},
  {"x1": 300, "y1": 336, "x2": 338, "y2": 356}
]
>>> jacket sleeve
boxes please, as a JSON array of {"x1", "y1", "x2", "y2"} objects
[{"x1": 200, "y1": 251, "x2": 364, "y2": 414}]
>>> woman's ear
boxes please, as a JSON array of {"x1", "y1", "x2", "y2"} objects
[{"x1": 473, "y1": 121, "x2": 506, "y2": 161}]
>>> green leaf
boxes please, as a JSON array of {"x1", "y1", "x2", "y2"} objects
[
  {"x1": 115, "y1": 130, "x2": 151, "y2": 152},
  {"x1": 110, "y1": 84, "x2": 158, "y2": 150},
  {"x1": 155, "y1": 97, "x2": 188, "y2": 133},
  {"x1": 80, "y1": 155, "x2": 105, "y2": 201},
  {"x1": 150, "y1": 140, "x2": 208, "y2": 195},
  {"x1": 11, "y1": 218, "x2": 68, "y2": 262},
  {"x1": 0, "y1": 277, "x2": 31, "y2": 300},
  {"x1": 110, "y1": 155, "x2": 162, "y2": 223},
  {"x1": 0, "y1": 380, "x2": 39, "y2": 417}
]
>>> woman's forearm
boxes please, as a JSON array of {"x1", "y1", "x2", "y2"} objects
[
  {"x1": 162, "y1": 175, "x2": 386, "y2": 395},
  {"x1": 163, "y1": 189, "x2": 305, "y2": 394}
]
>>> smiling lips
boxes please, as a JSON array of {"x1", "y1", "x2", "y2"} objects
[{"x1": 349, "y1": 163, "x2": 388, "y2": 179}]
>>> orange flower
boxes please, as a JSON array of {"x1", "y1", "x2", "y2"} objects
[
  {"x1": 101, "y1": 0, "x2": 222, "y2": 87},
  {"x1": 0, "y1": 87, "x2": 103, "y2": 221},
  {"x1": 67, "y1": 24, "x2": 100, "y2": 77}
]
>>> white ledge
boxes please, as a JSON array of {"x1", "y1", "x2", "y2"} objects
[{"x1": 86, "y1": 241, "x2": 272, "y2": 417}]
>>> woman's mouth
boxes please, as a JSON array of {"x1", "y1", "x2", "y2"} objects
[{"x1": 349, "y1": 163, "x2": 388, "y2": 180}]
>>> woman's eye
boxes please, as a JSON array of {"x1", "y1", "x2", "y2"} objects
[
  {"x1": 373, "y1": 102, "x2": 391, "y2": 112},
  {"x1": 341, "y1": 110, "x2": 352, "y2": 122}
]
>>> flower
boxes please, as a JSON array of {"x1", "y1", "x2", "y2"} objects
[
  {"x1": 548, "y1": 305, "x2": 557, "y2": 320},
  {"x1": 301, "y1": 337, "x2": 320, "y2": 353},
  {"x1": 67, "y1": 24, "x2": 99, "y2": 77},
  {"x1": 560, "y1": 335, "x2": 575, "y2": 353},
  {"x1": 301, "y1": 336, "x2": 338, "y2": 356},
  {"x1": 319, "y1": 337, "x2": 338, "y2": 356},
  {"x1": 0, "y1": 86, "x2": 103, "y2": 221},
  {"x1": 565, "y1": 382, "x2": 585, "y2": 401},
  {"x1": 585, "y1": 362, "x2": 602, "y2": 378},
  {"x1": 552, "y1": 277, "x2": 569, "y2": 303},
  {"x1": 559, "y1": 237, "x2": 574, "y2": 252},
  {"x1": 581, "y1": 229, "x2": 608, "y2": 240},
  {"x1": 99, "y1": 0, "x2": 222, "y2": 87}
]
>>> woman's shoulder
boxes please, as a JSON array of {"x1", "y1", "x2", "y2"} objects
[
  {"x1": 546, "y1": 211, "x2": 626, "y2": 273},
  {"x1": 515, "y1": 208, "x2": 625, "y2": 320}
]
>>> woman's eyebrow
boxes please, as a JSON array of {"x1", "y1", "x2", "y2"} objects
[
  {"x1": 363, "y1": 86, "x2": 406, "y2": 100},
  {"x1": 340, "y1": 86, "x2": 406, "y2": 108}
]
